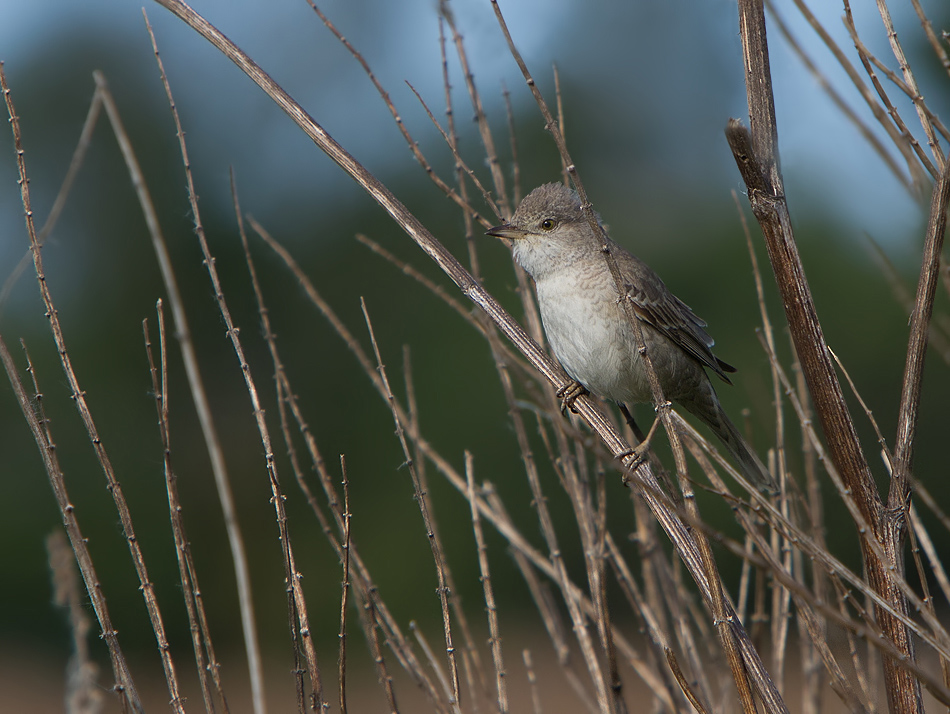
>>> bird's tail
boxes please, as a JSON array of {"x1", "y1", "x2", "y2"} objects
[{"x1": 695, "y1": 403, "x2": 777, "y2": 493}]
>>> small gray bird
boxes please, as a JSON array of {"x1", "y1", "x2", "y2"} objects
[{"x1": 487, "y1": 182, "x2": 774, "y2": 491}]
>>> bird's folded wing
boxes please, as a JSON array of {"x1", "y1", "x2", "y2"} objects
[{"x1": 618, "y1": 254, "x2": 736, "y2": 384}]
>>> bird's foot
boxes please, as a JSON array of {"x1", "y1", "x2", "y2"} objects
[
  {"x1": 618, "y1": 416, "x2": 662, "y2": 474},
  {"x1": 556, "y1": 380, "x2": 589, "y2": 415}
]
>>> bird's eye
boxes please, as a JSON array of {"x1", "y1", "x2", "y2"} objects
[{"x1": 540, "y1": 219, "x2": 556, "y2": 230}]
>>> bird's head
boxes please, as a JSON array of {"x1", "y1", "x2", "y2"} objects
[{"x1": 486, "y1": 183, "x2": 602, "y2": 278}]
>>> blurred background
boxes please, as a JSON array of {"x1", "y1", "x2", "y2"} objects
[{"x1": 1, "y1": 0, "x2": 949, "y2": 710}]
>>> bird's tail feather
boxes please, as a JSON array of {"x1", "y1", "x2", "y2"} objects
[{"x1": 701, "y1": 406, "x2": 777, "y2": 492}]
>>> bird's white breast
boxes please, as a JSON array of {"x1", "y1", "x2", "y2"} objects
[{"x1": 534, "y1": 268, "x2": 653, "y2": 404}]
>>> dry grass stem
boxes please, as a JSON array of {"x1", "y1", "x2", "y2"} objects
[
  {"x1": 790, "y1": 0, "x2": 930, "y2": 193},
  {"x1": 144, "y1": 303, "x2": 230, "y2": 714},
  {"x1": 871, "y1": 0, "x2": 944, "y2": 169},
  {"x1": 146, "y1": 13, "x2": 323, "y2": 707},
  {"x1": 3, "y1": 59, "x2": 186, "y2": 714},
  {"x1": 0, "y1": 332, "x2": 143, "y2": 713},
  {"x1": 765, "y1": 0, "x2": 912, "y2": 194},
  {"x1": 361, "y1": 298, "x2": 462, "y2": 708},
  {"x1": 439, "y1": 0, "x2": 509, "y2": 218},
  {"x1": 0, "y1": 86, "x2": 102, "y2": 314},
  {"x1": 95, "y1": 58, "x2": 266, "y2": 714},
  {"x1": 338, "y1": 456, "x2": 351, "y2": 714},
  {"x1": 307, "y1": 1, "x2": 492, "y2": 228},
  {"x1": 465, "y1": 454, "x2": 508, "y2": 713}
]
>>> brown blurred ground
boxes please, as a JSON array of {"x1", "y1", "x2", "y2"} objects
[{"x1": 1, "y1": 631, "x2": 910, "y2": 713}]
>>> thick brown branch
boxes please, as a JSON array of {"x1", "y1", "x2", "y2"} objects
[
  {"x1": 729, "y1": 2, "x2": 923, "y2": 713},
  {"x1": 725, "y1": 121, "x2": 876, "y2": 511}
]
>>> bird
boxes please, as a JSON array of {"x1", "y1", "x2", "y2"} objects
[{"x1": 486, "y1": 182, "x2": 775, "y2": 491}]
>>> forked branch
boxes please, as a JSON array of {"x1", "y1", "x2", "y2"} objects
[{"x1": 727, "y1": 1, "x2": 925, "y2": 712}]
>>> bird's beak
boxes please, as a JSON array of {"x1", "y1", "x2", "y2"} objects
[{"x1": 486, "y1": 224, "x2": 527, "y2": 240}]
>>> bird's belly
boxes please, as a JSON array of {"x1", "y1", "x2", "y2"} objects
[
  {"x1": 537, "y1": 285, "x2": 652, "y2": 404},
  {"x1": 537, "y1": 280, "x2": 708, "y2": 407}
]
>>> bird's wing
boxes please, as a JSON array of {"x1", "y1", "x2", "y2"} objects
[{"x1": 614, "y1": 247, "x2": 735, "y2": 384}]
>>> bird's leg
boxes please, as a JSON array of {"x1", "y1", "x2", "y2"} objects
[
  {"x1": 619, "y1": 404, "x2": 647, "y2": 442},
  {"x1": 556, "y1": 380, "x2": 588, "y2": 415},
  {"x1": 617, "y1": 405, "x2": 662, "y2": 471}
]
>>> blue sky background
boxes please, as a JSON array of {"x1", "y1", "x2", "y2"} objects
[{"x1": 1, "y1": 0, "x2": 942, "y2": 271}]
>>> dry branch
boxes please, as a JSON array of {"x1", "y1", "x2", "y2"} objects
[
  {"x1": 2, "y1": 61, "x2": 184, "y2": 714},
  {"x1": 94, "y1": 66, "x2": 267, "y2": 713}
]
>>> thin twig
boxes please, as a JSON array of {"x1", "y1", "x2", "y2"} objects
[
  {"x1": 146, "y1": 14, "x2": 323, "y2": 707},
  {"x1": 0, "y1": 86, "x2": 103, "y2": 316},
  {"x1": 873, "y1": 0, "x2": 943, "y2": 169},
  {"x1": 246, "y1": 223, "x2": 428, "y2": 714},
  {"x1": 521, "y1": 651, "x2": 543, "y2": 714},
  {"x1": 440, "y1": 16, "x2": 482, "y2": 278},
  {"x1": 95, "y1": 64, "x2": 266, "y2": 714},
  {"x1": 867, "y1": 234, "x2": 950, "y2": 363},
  {"x1": 854, "y1": 43, "x2": 950, "y2": 145},
  {"x1": 605, "y1": 534, "x2": 693, "y2": 713},
  {"x1": 144, "y1": 304, "x2": 229, "y2": 714},
  {"x1": 788, "y1": 0, "x2": 929, "y2": 193},
  {"x1": 2, "y1": 59, "x2": 186, "y2": 714},
  {"x1": 0, "y1": 335, "x2": 143, "y2": 714},
  {"x1": 840, "y1": 3, "x2": 937, "y2": 181},
  {"x1": 339, "y1": 456, "x2": 351, "y2": 714},
  {"x1": 764, "y1": 0, "x2": 912, "y2": 194},
  {"x1": 501, "y1": 82, "x2": 521, "y2": 206},
  {"x1": 439, "y1": 0, "x2": 509, "y2": 217},
  {"x1": 306, "y1": 1, "x2": 492, "y2": 227},
  {"x1": 406, "y1": 80, "x2": 501, "y2": 223},
  {"x1": 361, "y1": 298, "x2": 461, "y2": 710},
  {"x1": 829, "y1": 347, "x2": 892, "y2": 470},
  {"x1": 909, "y1": 0, "x2": 950, "y2": 79},
  {"x1": 221, "y1": 175, "x2": 322, "y2": 710},
  {"x1": 552, "y1": 63, "x2": 569, "y2": 187},
  {"x1": 411, "y1": 623, "x2": 458, "y2": 710},
  {"x1": 465, "y1": 454, "x2": 508, "y2": 713}
]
